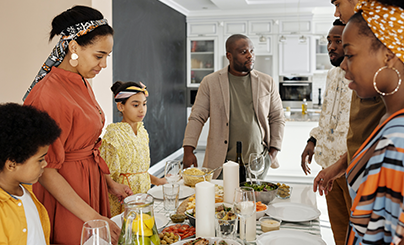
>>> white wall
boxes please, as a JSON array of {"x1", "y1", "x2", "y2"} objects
[{"x1": 0, "y1": 0, "x2": 113, "y2": 128}]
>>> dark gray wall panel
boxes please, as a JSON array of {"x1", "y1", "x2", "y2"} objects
[{"x1": 113, "y1": 0, "x2": 187, "y2": 166}]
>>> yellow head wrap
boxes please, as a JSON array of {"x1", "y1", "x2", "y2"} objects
[{"x1": 355, "y1": 0, "x2": 404, "y2": 63}]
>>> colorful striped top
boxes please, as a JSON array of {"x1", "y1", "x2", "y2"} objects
[{"x1": 346, "y1": 109, "x2": 404, "y2": 245}]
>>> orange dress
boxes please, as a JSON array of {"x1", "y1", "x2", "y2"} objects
[{"x1": 24, "y1": 67, "x2": 111, "y2": 245}]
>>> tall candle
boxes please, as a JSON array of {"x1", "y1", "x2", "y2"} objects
[
  {"x1": 195, "y1": 181, "x2": 215, "y2": 237},
  {"x1": 223, "y1": 161, "x2": 239, "y2": 204}
]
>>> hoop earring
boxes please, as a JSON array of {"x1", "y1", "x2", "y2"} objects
[
  {"x1": 69, "y1": 53, "x2": 79, "y2": 67},
  {"x1": 373, "y1": 66, "x2": 401, "y2": 96}
]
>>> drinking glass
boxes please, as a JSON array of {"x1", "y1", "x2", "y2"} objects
[
  {"x1": 80, "y1": 219, "x2": 111, "y2": 245},
  {"x1": 162, "y1": 183, "x2": 180, "y2": 213},
  {"x1": 233, "y1": 187, "x2": 256, "y2": 245},
  {"x1": 249, "y1": 153, "x2": 265, "y2": 182},
  {"x1": 165, "y1": 160, "x2": 183, "y2": 183}
]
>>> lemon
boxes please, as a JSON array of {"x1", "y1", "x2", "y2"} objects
[{"x1": 132, "y1": 214, "x2": 154, "y2": 236}]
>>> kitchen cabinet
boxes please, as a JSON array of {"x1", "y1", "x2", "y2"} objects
[
  {"x1": 279, "y1": 35, "x2": 312, "y2": 76},
  {"x1": 187, "y1": 37, "x2": 218, "y2": 87},
  {"x1": 224, "y1": 21, "x2": 247, "y2": 35},
  {"x1": 250, "y1": 36, "x2": 271, "y2": 55},
  {"x1": 314, "y1": 37, "x2": 332, "y2": 71},
  {"x1": 280, "y1": 20, "x2": 311, "y2": 33},
  {"x1": 248, "y1": 20, "x2": 272, "y2": 35},
  {"x1": 188, "y1": 22, "x2": 218, "y2": 36}
]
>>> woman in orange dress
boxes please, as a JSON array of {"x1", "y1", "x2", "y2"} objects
[{"x1": 23, "y1": 6, "x2": 131, "y2": 245}]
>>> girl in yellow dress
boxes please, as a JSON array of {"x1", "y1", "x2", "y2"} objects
[{"x1": 100, "y1": 81, "x2": 167, "y2": 216}]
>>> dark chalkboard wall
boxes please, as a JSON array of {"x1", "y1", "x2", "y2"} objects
[{"x1": 113, "y1": 0, "x2": 187, "y2": 166}]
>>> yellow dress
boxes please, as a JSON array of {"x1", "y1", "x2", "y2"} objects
[{"x1": 100, "y1": 122, "x2": 151, "y2": 216}]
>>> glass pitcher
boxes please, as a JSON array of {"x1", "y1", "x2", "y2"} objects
[{"x1": 118, "y1": 193, "x2": 160, "y2": 245}]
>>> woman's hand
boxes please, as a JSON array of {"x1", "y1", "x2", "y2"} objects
[
  {"x1": 108, "y1": 181, "x2": 133, "y2": 203},
  {"x1": 98, "y1": 216, "x2": 121, "y2": 245},
  {"x1": 313, "y1": 153, "x2": 347, "y2": 195}
]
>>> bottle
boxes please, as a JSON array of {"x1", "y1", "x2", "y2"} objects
[
  {"x1": 318, "y1": 88, "x2": 322, "y2": 106},
  {"x1": 236, "y1": 141, "x2": 247, "y2": 184},
  {"x1": 302, "y1": 98, "x2": 308, "y2": 115}
]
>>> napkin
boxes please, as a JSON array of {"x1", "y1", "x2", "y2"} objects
[
  {"x1": 223, "y1": 161, "x2": 239, "y2": 204},
  {"x1": 195, "y1": 181, "x2": 215, "y2": 237}
]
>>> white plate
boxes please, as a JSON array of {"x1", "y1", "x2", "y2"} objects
[
  {"x1": 171, "y1": 237, "x2": 242, "y2": 245},
  {"x1": 257, "y1": 230, "x2": 325, "y2": 245},
  {"x1": 147, "y1": 185, "x2": 195, "y2": 200},
  {"x1": 111, "y1": 213, "x2": 169, "y2": 230},
  {"x1": 265, "y1": 202, "x2": 321, "y2": 222}
]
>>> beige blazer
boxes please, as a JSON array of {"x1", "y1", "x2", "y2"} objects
[{"x1": 183, "y1": 66, "x2": 285, "y2": 176}]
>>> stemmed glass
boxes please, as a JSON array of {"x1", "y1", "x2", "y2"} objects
[
  {"x1": 233, "y1": 187, "x2": 256, "y2": 245},
  {"x1": 165, "y1": 160, "x2": 183, "y2": 184},
  {"x1": 249, "y1": 153, "x2": 265, "y2": 183},
  {"x1": 80, "y1": 219, "x2": 111, "y2": 245}
]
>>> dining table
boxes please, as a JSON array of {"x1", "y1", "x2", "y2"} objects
[{"x1": 149, "y1": 180, "x2": 322, "y2": 243}]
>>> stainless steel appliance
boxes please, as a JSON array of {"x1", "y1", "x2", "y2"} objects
[{"x1": 279, "y1": 76, "x2": 313, "y2": 108}]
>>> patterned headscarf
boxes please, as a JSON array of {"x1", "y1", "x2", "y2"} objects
[
  {"x1": 114, "y1": 83, "x2": 149, "y2": 103},
  {"x1": 22, "y1": 19, "x2": 109, "y2": 101},
  {"x1": 355, "y1": 0, "x2": 404, "y2": 63}
]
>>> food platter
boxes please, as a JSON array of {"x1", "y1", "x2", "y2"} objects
[
  {"x1": 265, "y1": 202, "x2": 320, "y2": 222},
  {"x1": 111, "y1": 212, "x2": 169, "y2": 230},
  {"x1": 171, "y1": 237, "x2": 242, "y2": 245},
  {"x1": 147, "y1": 185, "x2": 195, "y2": 200},
  {"x1": 256, "y1": 230, "x2": 326, "y2": 245}
]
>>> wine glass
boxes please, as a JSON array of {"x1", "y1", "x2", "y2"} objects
[
  {"x1": 165, "y1": 160, "x2": 183, "y2": 184},
  {"x1": 249, "y1": 153, "x2": 265, "y2": 183},
  {"x1": 233, "y1": 187, "x2": 256, "y2": 245},
  {"x1": 80, "y1": 219, "x2": 111, "y2": 245}
]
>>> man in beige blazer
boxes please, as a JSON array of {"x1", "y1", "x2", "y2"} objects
[{"x1": 183, "y1": 34, "x2": 285, "y2": 179}]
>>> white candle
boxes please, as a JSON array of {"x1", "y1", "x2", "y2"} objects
[
  {"x1": 223, "y1": 161, "x2": 239, "y2": 204},
  {"x1": 195, "y1": 181, "x2": 215, "y2": 237}
]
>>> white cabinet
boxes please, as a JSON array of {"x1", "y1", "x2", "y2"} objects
[
  {"x1": 187, "y1": 37, "x2": 218, "y2": 87},
  {"x1": 188, "y1": 22, "x2": 218, "y2": 36},
  {"x1": 279, "y1": 35, "x2": 312, "y2": 76},
  {"x1": 250, "y1": 36, "x2": 271, "y2": 55},
  {"x1": 224, "y1": 21, "x2": 247, "y2": 35},
  {"x1": 280, "y1": 20, "x2": 311, "y2": 33},
  {"x1": 248, "y1": 20, "x2": 272, "y2": 35},
  {"x1": 314, "y1": 37, "x2": 332, "y2": 71}
]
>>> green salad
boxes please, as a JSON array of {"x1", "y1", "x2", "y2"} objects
[{"x1": 243, "y1": 182, "x2": 277, "y2": 192}]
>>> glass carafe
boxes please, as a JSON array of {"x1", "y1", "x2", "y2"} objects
[{"x1": 118, "y1": 193, "x2": 160, "y2": 245}]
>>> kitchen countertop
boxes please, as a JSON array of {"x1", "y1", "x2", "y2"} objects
[{"x1": 285, "y1": 110, "x2": 321, "y2": 122}]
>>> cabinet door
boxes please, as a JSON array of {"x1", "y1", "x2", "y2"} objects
[
  {"x1": 187, "y1": 37, "x2": 217, "y2": 87},
  {"x1": 224, "y1": 21, "x2": 247, "y2": 35},
  {"x1": 280, "y1": 20, "x2": 311, "y2": 33},
  {"x1": 248, "y1": 20, "x2": 272, "y2": 35},
  {"x1": 188, "y1": 22, "x2": 217, "y2": 36},
  {"x1": 279, "y1": 36, "x2": 311, "y2": 76},
  {"x1": 250, "y1": 36, "x2": 271, "y2": 55}
]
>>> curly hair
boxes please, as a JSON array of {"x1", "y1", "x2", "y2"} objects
[{"x1": 0, "y1": 103, "x2": 61, "y2": 171}]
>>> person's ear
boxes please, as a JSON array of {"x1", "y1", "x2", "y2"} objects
[
  {"x1": 68, "y1": 40, "x2": 78, "y2": 54},
  {"x1": 226, "y1": 52, "x2": 232, "y2": 62},
  {"x1": 385, "y1": 49, "x2": 399, "y2": 68},
  {"x1": 117, "y1": 102, "x2": 124, "y2": 112},
  {"x1": 4, "y1": 159, "x2": 17, "y2": 172}
]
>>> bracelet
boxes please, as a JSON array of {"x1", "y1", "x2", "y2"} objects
[{"x1": 307, "y1": 136, "x2": 317, "y2": 146}]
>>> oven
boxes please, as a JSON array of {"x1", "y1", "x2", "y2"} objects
[{"x1": 279, "y1": 76, "x2": 313, "y2": 108}]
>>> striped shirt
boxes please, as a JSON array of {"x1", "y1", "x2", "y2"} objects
[{"x1": 346, "y1": 109, "x2": 404, "y2": 245}]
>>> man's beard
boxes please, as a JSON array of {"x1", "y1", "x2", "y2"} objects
[{"x1": 331, "y1": 55, "x2": 344, "y2": 67}]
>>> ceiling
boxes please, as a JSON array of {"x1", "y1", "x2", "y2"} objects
[{"x1": 160, "y1": 0, "x2": 334, "y2": 16}]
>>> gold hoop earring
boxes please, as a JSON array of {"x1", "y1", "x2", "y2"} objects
[
  {"x1": 69, "y1": 53, "x2": 79, "y2": 67},
  {"x1": 373, "y1": 66, "x2": 401, "y2": 96}
]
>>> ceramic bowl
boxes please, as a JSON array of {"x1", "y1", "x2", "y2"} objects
[
  {"x1": 182, "y1": 167, "x2": 213, "y2": 187},
  {"x1": 240, "y1": 181, "x2": 279, "y2": 205}
]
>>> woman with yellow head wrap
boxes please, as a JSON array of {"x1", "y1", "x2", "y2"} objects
[{"x1": 335, "y1": 0, "x2": 404, "y2": 244}]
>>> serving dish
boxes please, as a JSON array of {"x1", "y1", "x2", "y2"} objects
[
  {"x1": 182, "y1": 167, "x2": 214, "y2": 187},
  {"x1": 240, "y1": 181, "x2": 278, "y2": 205},
  {"x1": 147, "y1": 185, "x2": 195, "y2": 200},
  {"x1": 171, "y1": 237, "x2": 242, "y2": 245}
]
